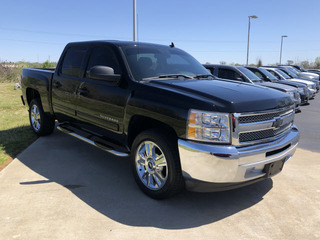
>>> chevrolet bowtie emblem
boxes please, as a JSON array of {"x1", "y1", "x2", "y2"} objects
[{"x1": 272, "y1": 117, "x2": 283, "y2": 128}]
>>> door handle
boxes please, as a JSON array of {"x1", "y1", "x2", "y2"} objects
[
  {"x1": 53, "y1": 81, "x2": 62, "y2": 88},
  {"x1": 78, "y1": 87, "x2": 89, "y2": 95}
]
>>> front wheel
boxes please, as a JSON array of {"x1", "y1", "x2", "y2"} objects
[
  {"x1": 131, "y1": 129, "x2": 184, "y2": 199},
  {"x1": 29, "y1": 98, "x2": 55, "y2": 136}
]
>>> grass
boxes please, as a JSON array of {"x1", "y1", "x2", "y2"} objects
[{"x1": 0, "y1": 83, "x2": 37, "y2": 169}]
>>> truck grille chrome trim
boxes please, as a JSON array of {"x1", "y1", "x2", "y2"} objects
[{"x1": 232, "y1": 105, "x2": 295, "y2": 146}]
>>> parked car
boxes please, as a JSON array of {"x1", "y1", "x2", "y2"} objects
[
  {"x1": 261, "y1": 67, "x2": 317, "y2": 98},
  {"x1": 286, "y1": 65, "x2": 320, "y2": 77},
  {"x1": 267, "y1": 66, "x2": 319, "y2": 91},
  {"x1": 20, "y1": 41, "x2": 300, "y2": 199},
  {"x1": 246, "y1": 66, "x2": 309, "y2": 105},
  {"x1": 307, "y1": 69, "x2": 320, "y2": 76},
  {"x1": 203, "y1": 64, "x2": 301, "y2": 110},
  {"x1": 279, "y1": 65, "x2": 319, "y2": 81}
]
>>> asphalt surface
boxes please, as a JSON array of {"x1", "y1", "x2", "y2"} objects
[
  {"x1": 294, "y1": 96, "x2": 320, "y2": 152},
  {"x1": 0, "y1": 96, "x2": 319, "y2": 240}
]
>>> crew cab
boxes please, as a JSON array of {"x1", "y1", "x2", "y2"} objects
[
  {"x1": 21, "y1": 41, "x2": 300, "y2": 199},
  {"x1": 203, "y1": 64, "x2": 301, "y2": 110}
]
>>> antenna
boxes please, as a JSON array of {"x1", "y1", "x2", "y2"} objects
[{"x1": 170, "y1": 42, "x2": 175, "y2": 48}]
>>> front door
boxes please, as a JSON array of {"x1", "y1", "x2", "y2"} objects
[{"x1": 74, "y1": 46, "x2": 129, "y2": 141}]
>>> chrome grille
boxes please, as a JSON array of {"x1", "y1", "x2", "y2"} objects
[
  {"x1": 238, "y1": 109, "x2": 292, "y2": 124},
  {"x1": 239, "y1": 122, "x2": 292, "y2": 142},
  {"x1": 239, "y1": 129, "x2": 274, "y2": 142},
  {"x1": 233, "y1": 106, "x2": 295, "y2": 145}
]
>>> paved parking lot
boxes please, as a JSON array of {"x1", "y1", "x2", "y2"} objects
[{"x1": 0, "y1": 97, "x2": 319, "y2": 240}]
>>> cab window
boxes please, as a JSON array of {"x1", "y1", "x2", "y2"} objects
[
  {"x1": 60, "y1": 46, "x2": 87, "y2": 77},
  {"x1": 218, "y1": 68, "x2": 241, "y2": 80},
  {"x1": 86, "y1": 46, "x2": 121, "y2": 75}
]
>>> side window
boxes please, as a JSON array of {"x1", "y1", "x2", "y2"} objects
[
  {"x1": 60, "y1": 46, "x2": 87, "y2": 77},
  {"x1": 206, "y1": 67, "x2": 215, "y2": 75},
  {"x1": 86, "y1": 47, "x2": 121, "y2": 75},
  {"x1": 218, "y1": 69, "x2": 241, "y2": 80},
  {"x1": 253, "y1": 71, "x2": 263, "y2": 78},
  {"x1": 268, "y1": 70, "x2": 280, "y2": 80}
]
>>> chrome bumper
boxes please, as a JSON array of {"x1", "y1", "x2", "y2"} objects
[{"x1": 178, "y1": 126, "x2": 299, "y2": 192}]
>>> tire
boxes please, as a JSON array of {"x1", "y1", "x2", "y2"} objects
[
  {"x1": 131, "y1": 129, "x2": 184, "y2": 199},
  {"x1": 29, "y1": 98, "x2": 55, "y2": 136}
]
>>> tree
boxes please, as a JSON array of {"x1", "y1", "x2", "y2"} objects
[
  {"x1": 42, "y1": 60, "x2": 55, "y2": 69},
  {"x1": 219, "y1": 61, "x2": 226, "y2": 65},
  {"x1": 300, "y1": 61, "x2": 310, "y2": 69},
  {"x1": 257, "y1": 58, "x2": 262, "y2": 67},
  {"x1": 314, "y1": 57, "x2": 320, "y2": 69}
]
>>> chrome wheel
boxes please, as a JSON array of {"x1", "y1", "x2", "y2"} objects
[
  {"x1": 135, "y1": 141, "x2": 168, "y2": 190},
  {"x1": 31, "y1": 105, "x2": 41, "y2": 131}
]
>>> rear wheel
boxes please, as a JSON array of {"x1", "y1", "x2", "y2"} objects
[
  {"x1": 131, "y1": 129, "x2": 184, "y2": 199},
  {"x1": 29, "y1": 98, "x2": 55, "y2": 136}
]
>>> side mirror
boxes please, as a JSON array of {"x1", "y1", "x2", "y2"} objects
[{"x1": 87, "y1": 66, "x2": 121, "y2": 82}]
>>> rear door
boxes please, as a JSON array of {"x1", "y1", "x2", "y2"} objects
[
  {"x1": 52, "y1": 46, "x2": 88, "y2": 122},
  {"x1": 74, "y1": 45, "x2": 129, "y2": 140}
]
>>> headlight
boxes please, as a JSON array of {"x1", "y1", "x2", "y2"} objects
[
  {"x1": 287, "y1": 91, "x2": 295, "y2": 100},
  {"x1": 187, "y1": 110, "x2": 231, "y2": 143}
]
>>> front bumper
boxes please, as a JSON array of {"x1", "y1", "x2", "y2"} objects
[{"x1": 178, "y1": 126, "x2": 299, "y2": 192}]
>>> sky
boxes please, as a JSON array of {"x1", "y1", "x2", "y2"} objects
[{"x1": 1, "y1": 0, "x2": 320, "y2": 65}]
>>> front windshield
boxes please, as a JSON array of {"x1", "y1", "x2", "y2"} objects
[
  {"x1": 282, "y1": 68, "x2": 298, "y2": 77},
  {"x1": 276, "y1": 69, "x2": 291, "y2": 79},
  {"x1": 258, "y1": 68, "x2": 278, "y2": 81},
  {"x1": 121, "y1": 44, "x2": 210, "y2": 81},
  {"x1": 299, "y1": 66, "x2": 307, "y2": 72},
  {"x1": 237, "y1": 66, "x2": 262, "y2": 82},
  {"x1": 289, "y1": 67, "x2": 300, "y2": 73}
]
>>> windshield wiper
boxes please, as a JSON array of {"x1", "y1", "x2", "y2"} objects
[
  {"x1": 143, "y1": 74, "x2": 193, "y2": 80},
  {"x1": 194, "y1": 74, "x2": 215, "y2": 79}
]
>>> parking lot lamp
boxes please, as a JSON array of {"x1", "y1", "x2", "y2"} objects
[
  {"x1": 133, "y1": 0, "x2": 137, "y2": 41},
  {"x1": 280, "y1": 35, "x2": 288, "y2": 64},
  {"x1": 246, "y1": 15, "x2": 258, "y2": 66}
]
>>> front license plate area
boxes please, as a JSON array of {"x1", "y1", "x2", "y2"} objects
[{"x1": 263, "y1": 159, "x2": 285, "y2": 178}]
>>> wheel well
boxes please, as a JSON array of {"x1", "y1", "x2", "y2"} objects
[
  {"x1": 26, "y1": 88, "x2": 41, "y2": 106},
  {"x1": 127, "y1": 115, "x2": 178, "y2": 149}
]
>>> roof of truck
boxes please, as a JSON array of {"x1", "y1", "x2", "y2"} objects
[{"x1": 66, "y1": 40, "x2": 172, "y2": 48}]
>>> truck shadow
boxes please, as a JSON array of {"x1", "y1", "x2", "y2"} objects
[{"x1": 17, "y1": 130, "x2": 273, "y2": 230}]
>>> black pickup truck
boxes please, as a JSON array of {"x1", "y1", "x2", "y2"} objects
[{"x1": 21, "y1": 41, "x2": 300, "y2": 199}]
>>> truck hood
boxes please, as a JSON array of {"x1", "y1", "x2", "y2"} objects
[
  {"x1": 289, "y1": 78, "x2": 315, "y2": 86},
  {"x1": 147, "y1": 79, "x2": 293, "y2": 113},
  {"x1": 258, "y1": 82, "x2": 297, "y2": 92},
  {"x1": 299, "y1": 72, "x2": 319, "y2": 80}
]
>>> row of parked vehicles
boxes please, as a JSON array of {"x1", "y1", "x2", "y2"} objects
[
  {"x1": 203, "y1": 64, "x2": 319, "y2": 113},
  {"x1": 21, "y1": 41, "x2": 304, "y2": 199}
]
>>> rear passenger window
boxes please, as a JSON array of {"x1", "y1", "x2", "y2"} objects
[
  {"x1": 86, "y1": 47, "x2": 121, "y2": 75},
  {"x1": 60, "y1": 46, "x2": 87, "y2": 77},
  {"x1": 218, "y1": 69, "x2": 241, "y2": 80},
  {"x1": 253, "y1": 71, "x2": 263, "y2": 78}
]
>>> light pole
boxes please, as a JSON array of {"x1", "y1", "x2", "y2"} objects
[
  {"x1": 246, "y1": 15, "x2": 258, "y2": 66},
  {"x1": 133, "y1": 0, "x2": 137, "y2": 41},
  {"x1": 279, "y1": 35, "x2": 288, "y2": 64}
]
